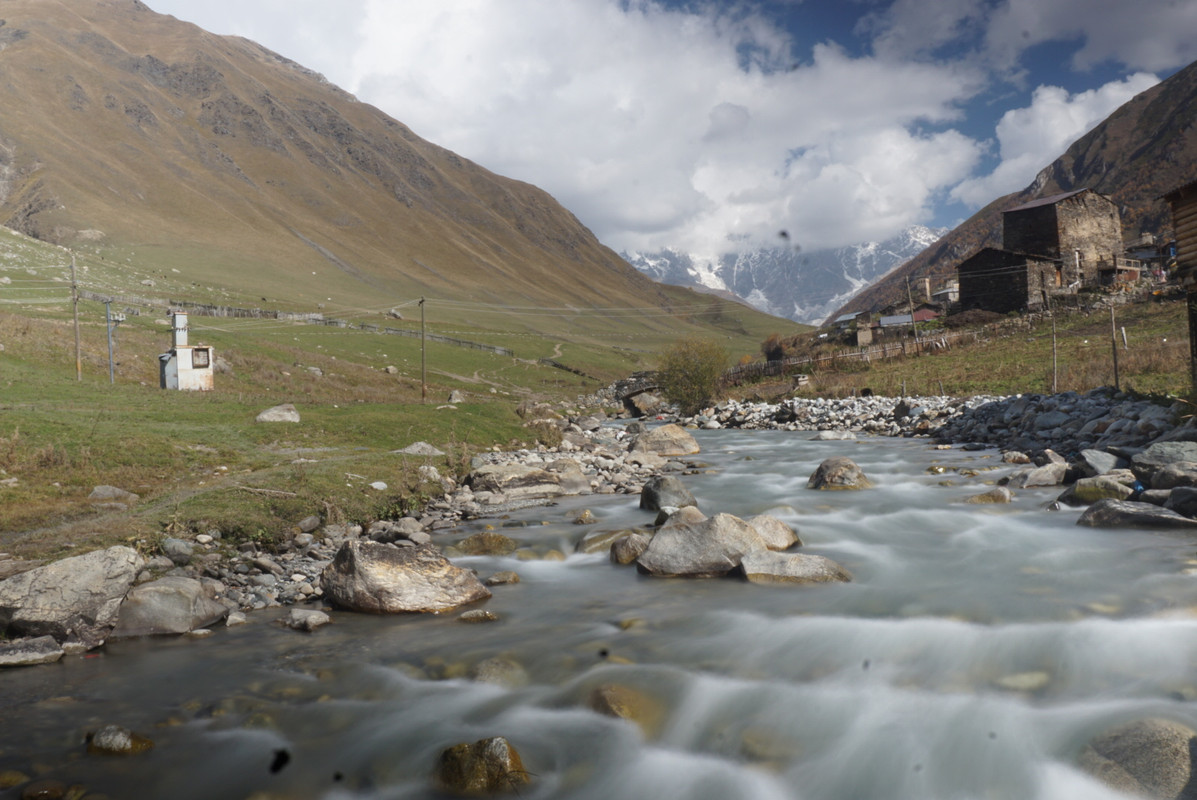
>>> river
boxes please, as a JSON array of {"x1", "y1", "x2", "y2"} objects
[{"x1": 6, "y1": 429, "x2": 1197, "y2": 799}]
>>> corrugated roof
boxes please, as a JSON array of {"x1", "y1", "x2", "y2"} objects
[{"x1": 1004, "y1": 188, "x2": 1090, "y2": 212}]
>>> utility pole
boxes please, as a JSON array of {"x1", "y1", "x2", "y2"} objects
[
  {"x1": 71, "y1": 253, "x2": 81, "y2": 380},
  {"x1": 1110, "y1": 305, "x2": 1120, "y2": 391},
  {"x1": 419, "y1": 296, "x2": 426, "y2": 404},
  {"x1": 905, "y1": 277, "x2": 920, "y2": 353},
  {"x1": 104, "y1": 301, "x2": 123, "y2": 384}
]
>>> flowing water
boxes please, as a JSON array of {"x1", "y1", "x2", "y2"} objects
[{"x1": 7, "y1": 430, "x2": 1197, "y2": 799}]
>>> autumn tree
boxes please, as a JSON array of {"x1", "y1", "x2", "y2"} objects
[{"x1": 657, "y1": 335, "x2": 729, "y2": 415}]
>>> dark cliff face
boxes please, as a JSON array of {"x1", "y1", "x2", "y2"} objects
[
  {"x1": 832, "y1": 59, "x2": 1197, "y2": 322},
  {"x1": 0, "y1": 0, "x2": 686, "y2": 316}
]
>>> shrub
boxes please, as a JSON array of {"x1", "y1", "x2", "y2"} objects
[{"x1": 657, "y1": 336, "x2": 729, "y2": 415}]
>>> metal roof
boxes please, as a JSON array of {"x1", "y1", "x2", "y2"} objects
[{"x1": 1005, "y1": 188, "x2": 1092, "y2": 212}]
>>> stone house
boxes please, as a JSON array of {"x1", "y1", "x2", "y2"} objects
[{"x1": 958, "y1": 188, "x2": 1124, "y2": 312}]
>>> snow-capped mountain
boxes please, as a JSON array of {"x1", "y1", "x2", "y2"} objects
[{"x1": 622, "y1": 225, "x2": 946, "y2": 325}]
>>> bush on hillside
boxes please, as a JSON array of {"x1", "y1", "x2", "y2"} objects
[{"x1": 658, "y1": 336, "x2": 729, "y2": 415}]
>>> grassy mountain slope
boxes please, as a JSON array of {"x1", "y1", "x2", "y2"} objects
[
  {"x1": 833, "y1": 58, "x2": 1197, "y2": 321},
  {"x1": 0, "y1": 0, "x2": 801, "y2": 349}
]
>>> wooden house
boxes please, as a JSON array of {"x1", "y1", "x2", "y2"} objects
[{"x1": 1163, "y1": 179, "x2": 1197, "y2": 388}]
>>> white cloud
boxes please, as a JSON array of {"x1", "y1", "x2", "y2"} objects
[
  {"x1": 950, "y1": 72, "x2": 1160, "y2": 207},
  {"x1": 346, "y1": 2, "x2": 980, "y2": 254},
  {"x1": 985, "y1": 0, "x2": 1197, "y2": 75}
]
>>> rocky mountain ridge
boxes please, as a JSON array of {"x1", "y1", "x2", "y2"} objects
[{"x1": 623, "y1": 224, "x2": 945, "y2": 325}]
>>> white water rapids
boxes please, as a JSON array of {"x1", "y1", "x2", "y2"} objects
[{"x1": 6, "y1": 430, "x2": 1197, "y2": 799}]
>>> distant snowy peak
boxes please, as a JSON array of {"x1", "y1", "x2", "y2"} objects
[{"x1": 621, "y1": 225, "x2": 946, "y2": 326}]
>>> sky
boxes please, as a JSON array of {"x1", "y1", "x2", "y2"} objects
[{"x1": 144, "y1": 0, "x2": 1195, "y2": 260}]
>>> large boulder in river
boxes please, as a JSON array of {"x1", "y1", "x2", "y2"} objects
[
  {"x1": 746, "y1": 515, "x2": 802, "y2": 550},
  {"x1": 1076, "y1": 499, "x2": 1197, "y2": 531},
  {"x1": 636, "y1": 512, "x2": 767, "y2": 577},
  {"x1": 1078, "y1": 718, "x2": 1197, "y2": 798},
  {"x1": 629, "y1": 424, "x2": 700, "y2": 456},
  {"x1": 466, "y1": 460, "x2": 590, "y2": 500},
  {"x1": 1152, "y1": 462, "x2": 1197, "y2": 491},
  {"x1": 1132, "y1": 442, "x2": 1197, "y2": 484},
  {"x1": 109, "y1": 577, "x2": 229, "y2": 638},
  {"x1": 0, "y1": 546, "x2": 143, "y2": 648},
  {"x1": 740, "y1": 551, "x2": 851, "y2": 585},
  {"x1": 639, "y1": 475, "x2": 697, "y2": 512},
  {"x1": 322, "y1": 541, "x2": 491, "y2": 613},
  {"x1": 807, "y1": 457, "x2": 872, "y2": 490}
]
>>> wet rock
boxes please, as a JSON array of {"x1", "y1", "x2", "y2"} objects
[
  {"x1": 1079, "y1": 718, "x2": 1197, "y2": 799},
  {"x1": 657, "y1": 505, "x2": 707, "y2": 528},
  {"x1": 807, "y1": 456, "x2": 872, "y2": 490},
  {"x1": 964, "y1": 487, "x2": 1014, "y2": 504},
  {"x1": 588, "y1": 683, "x2": 665, "y2": 737},
  {"x1": 571, "y1": 509, "x2": 596, "y2": 525},
  {"x1": 1152, "y1": 462, "x2": 1197, "y2": 491},
  {"x1": 1165, "y1": 487, "x2": 1197, "y2": 519},
  {"x1": 1003, "y1": 462, "x2": 1068, "y2": 488},
  {"x1": 636, "y1": 513, "x2": 767, "y2": 578},
  {"x1": 434, "y1": 736, "x2": 531, "y2": 795},
  {"x1": 0, "y1": 770, "x2": 29, "y2": 790},
  {"x1": 0, "y1": 635, "x2": 64, "y2": 667},
  {"x1": 739, "y1": 551, "x2": 852, "y2": 585},
  {"x1": 810, "y1": 430, "x2": 856, "y2": 440},
  {"x1": 459, "y1": 609, "x2": 500, "y2": 623},
  {"x1": 638, "y1": 475, "x2": 696, "y2": 512},
  {"x1": 483, "y1": 571, "x2": 520, "y2": 586},
  {"x1": 629, "y1": 424, "x2": 700, "y2": 456},
  {"x1": 321, "y1": 541, "x2": 491, "y2": 614},
  {"x1": 1132, "y1": 443, "x2": 1197, "y2": 484},
  {"x1": 576, "y1": 528, "x2": 639, "y2": 554},
  {"x1": 1076, "y1": 499, "x2": 1197, "y2": 531},
  {"x1": 110, "y1": 576, "x2": 229, "y2": 638},
  {"x1": 610, "y1": 533, "x2": 650, "y2": 565},
  {"x1": 256, "y1": 403, "x2": 300, "y2": 423},
  {"x1": 470, "y1": 656, "x2": 526, "y2": 687},
  {"x1": 746, "y1": 514, "x2": 802, "y2": 550},
  {"x1": 285, "y1": 609, "x2": 330, "y2": 632},
  {"x1": 457, "y1": 531, "x2": 517, "y2": 556},
  {"x1": 0, "y1": 546, "x2": 143, "y2": 648},
  {"x1": 18, "y1": 779, "x2": 68, "y2": 799},
  {"x1": 1057, "y1": 476, "x2": 1134, "y2": 506},
  {"x1": 86, "y1": 724, "x2": 154, "y2": 755}
]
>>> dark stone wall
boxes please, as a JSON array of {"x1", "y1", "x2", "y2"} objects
[{"x1": 958, "y1": 249, "x2": 1030, "y2": 313}]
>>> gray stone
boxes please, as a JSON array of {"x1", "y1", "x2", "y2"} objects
[
  {"x1": 740, "y1": 551, "x2": 852, "y2": 585},
  {"x1": 395, "y1": 441, "x2": 446, "y2": 456},
  {"x1": 1165, "y1": 487, "x2": 1197, "y2": 518},
  {"x1": 1076, "y1": 499, "x2": 1197, "y2": 531},
  {"x1": 810, "y1": 430, "x2": 856, "y2": 440},
  {"x1": 0, "y1": 635, "x2": 64, "y2": 667},
  {"x1": 1057, "y1": 476, "x2": 1134, "y2": 507},
  {"x1": 297, "y1": 515, "x2": 322, "y2": 533},
  {"x1": 1079, "y1": 718, "x2": 1197, "y2": 799},
  {"x1": 807, "y1": 456, "x2": 872, "y2": 490},
  {"x1": 638, "y1": 475, "x2": 697, "y2": 512},
  {"x1": 321, "y1": 541, "x2": 491, "y2": 613},
  {"x1": 470, "y1": 657, "x2": 527, "y2": 687},
  {"x1": 0, "y1": 546, "x2": 144, "y2": 648},
  {"x1": 636, "y1": 513, "x2": 768, "y2": 577},
  {"x1": 467, "y1": 461, "x2": 591, "y2": 500},
  {"x1": 1152, "y1": 462, "x2": 1197, "y2": 491},
  {"x1": 285, "y1": 608, "x2": 330, "y2": 632},
  {"x1": 610, "y1": 533, "x2": 650, "y2": 565},
  {"x1": 1004, "y1": 462, "x2": 1068, "y2": 488},
  {"x1": 1076, "y1": 449, "x2": 1127, "y2": 477},
  {"x1": 161, "y1": 537, "x2": 194, "y2": 566},
  {"x1": 1132, "y1": 442, "x2": 1197, "y2": 483},
  {"x1": 964, "y1": 487, "x2": 1014, "y2": 504},
  {"x1": 256, "y1": 403, "x2": 301, "y2": 423},
  {"x1": 448, "y1": 390, "x2": 467, "y2": 404},
  {"x1": 88, "y1": 485, "x2": 140, "y2": 504},
  {"x1": 110, "y1": 576, "x2": 229, "y2": 638},
  {"x1": 629, "y1": 424, "x2": 700, "y2": 456},
  {"x1": 746, "y1": 514, "x2": 802, "y2": 550}
]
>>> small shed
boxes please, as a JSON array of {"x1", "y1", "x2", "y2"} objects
[{"x1": 159, "y1": 310, "x2": 214, "y2": 391}]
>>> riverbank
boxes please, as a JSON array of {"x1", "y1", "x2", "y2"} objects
[{"x1": 3, "y1": 387, "x2": 1197, "y2": 669}]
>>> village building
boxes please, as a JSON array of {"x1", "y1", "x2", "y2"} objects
[{"x1": 957, "y1": 188, "x2": 1125, "y2": 313}]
